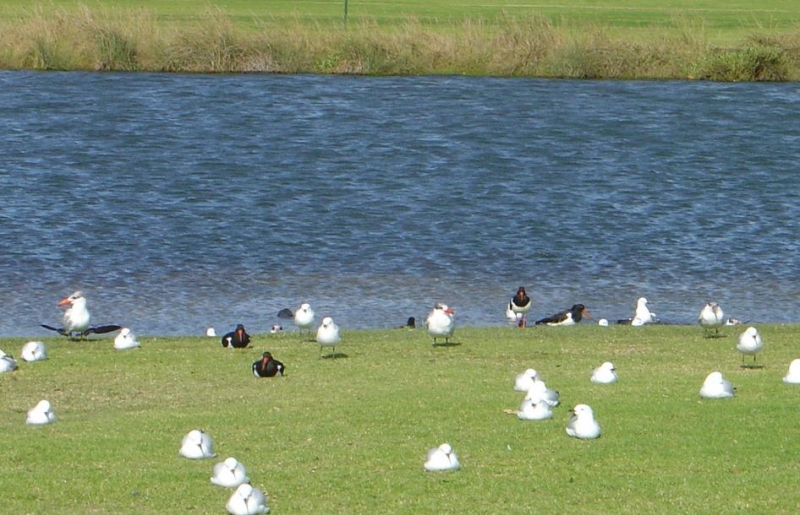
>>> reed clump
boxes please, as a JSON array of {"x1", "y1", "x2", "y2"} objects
[{"x1": 1, "y1": 5, "x2": 799, "y2": 80}]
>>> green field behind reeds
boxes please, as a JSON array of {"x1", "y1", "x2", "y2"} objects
[
  {"x1": 2, "y1": 324, "x2": 800, "y2": 514},
  {"x1": 2, "y1": 0, "x2": 799, "y2": 35},
  {"x1": 0, "y1": 0, "x2": 799, "y2": 78}
]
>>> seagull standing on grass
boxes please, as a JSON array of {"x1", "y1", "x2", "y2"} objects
[
  {"x1": 631, "y1": 297, "x2": 655, "y2": 326},
  {"x1": 424, "y1": 443, "x2": 460, "y2": 471},
  {"x1": 316, "y1": 317, "x2": 342, "y2": 357},
  {"x1": 41, "y1": 291, "x2": 121, "y2": 339},
  {"x1": 294, "y1": 302, "x2": 315, "y2": 335},
  {"x1": 425, "y1": 303, "x2": 455, "y2": 345},
  {"x1": 566, "y1": 404, "x2": 601, "y2": 439},
  {"x1": 699, "y1": 302, "x2": 725, "y2": 337},
  {"x1": 736, "y1": 326, "x2": 763, "y2": 366}
]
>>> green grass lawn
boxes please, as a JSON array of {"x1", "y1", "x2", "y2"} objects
[
  {"x1": 2, "y1": 323, "x2": 800, "y2": 513},
  {"x1": 1, "y1": 0, "x2": 799, "y2": 39}
]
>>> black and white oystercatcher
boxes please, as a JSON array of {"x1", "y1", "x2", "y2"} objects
[
  {"x1": 535, "y1": 304, "x2": 591, "y2": 326},
  {"x1": 252, "y1": 351, "x2": 286, "y2": 377},
  {"x1": 221, "y1": 324, "x2": 251, "y2": 349},
  {"x1": 510, "y1": 286, "x2": 533, "y2": 327}
]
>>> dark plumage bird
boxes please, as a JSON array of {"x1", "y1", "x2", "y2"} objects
[
  {"x1": 221, "y1": 324, "x2": 251, "y2": 349},
  {"x1": 277, "y1": 308, "x2": 294, "y2": 319},
  {"x1": 252, "y1": 351, "x2": 286, "y2": 377},
  {"x1": 510, "y1": 286, "x2": 533, "y2": 327},
  {"x1": 398, "y1": 316, "x2": 416, "y2": 329},
  {"x1": 535, "y1": 304, "x2": 591, "y2": 326}
]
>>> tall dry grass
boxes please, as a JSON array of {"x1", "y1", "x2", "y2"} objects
[{"x1": 1, "y1": 5, "x2": 799, "y2": 80}]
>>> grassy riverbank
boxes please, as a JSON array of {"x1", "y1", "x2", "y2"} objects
[
  {"x1": 3, "y1": 324, "x2": 800, "y2": 513},
  {"x1": 0, "y1": 1, "x2": 799, "y2": 79}
]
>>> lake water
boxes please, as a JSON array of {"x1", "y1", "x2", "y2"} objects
[{"x1": 2, "y1": 71, "x2": 799, "y2": 337}]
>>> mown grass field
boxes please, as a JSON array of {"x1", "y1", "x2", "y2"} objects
[
  {"x1": 2, "y1": 323, "x2": 800, "y2": 514},
  {"x1": 1, "y1": 0, "x2": 799, "y2": 37}
]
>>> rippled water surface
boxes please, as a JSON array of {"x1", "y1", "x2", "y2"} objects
[{"x1": 2, "y1": 72, "x2": 799, "y2": 336}]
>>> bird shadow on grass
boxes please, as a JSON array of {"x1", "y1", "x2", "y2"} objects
[
  {"x1": 740, "y1": 363, "x2": 765, "y2": 370},
  {"x1": 432, "y1": 341, "x2": 462, "y2": 348},
  {"x1": 321, "y1": 352, "x2": 349, "y2": 360}
]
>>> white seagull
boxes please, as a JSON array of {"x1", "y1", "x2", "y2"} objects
[
  {"x1": 0, "y1": 349, "x2": 18, "y2": 373},
  {"x1": 206, "y1": 327, "x2": 217, "y2": 337},
  {"x1": 591, "y1": 362, "x2": 618, "y2": 384},
  {"x1": 736, "y1": 326, "x2": 763, "y2": 366},
  {"x1": 26, "y1": 400, "x2": 57, "y2": 425},
  {"x1": 566, "y1": 404, "x2": 601, "y2": 439},
  {"x1": 513, "y1": 368, "x2": 540, "y2": 392},
  {"x1": 114, "y1": 328, "x2": 141, "y2": 350},
  {"x1": 783, "y1": 359, "x2": 800, "y2": 384},
  {"x1": 21, "y1": 341, "x2": 47, "y2": 362},
  {"x1": 424, "y1": 443, "x2": 460, "y2": 472},
  {"x1": 59, "y1": 290, "x2": 91, "y2": 335},
  {"x1": 41, "y1": 291, "x2": 121, "y2": 339},
  {"x1": 699, "y1": 371, "x2": 735, "y2": 399},
  {"x1": 517, "y1": 398, "x2": 554, "y2": 421},
  {"x1": 698, "y1": 302, "x2": 725, "y2": 337},
  {"x1": 211, "y1": 457, "x2": 250, "y2": 488},
  {"x1": 631, "y1": 297, "x2": 656, "y2": 326},
  {"x1": 179, "y1": 429, "x2": 216, "y2": 459},
  {"x1": 294, "y1": 302, "x2": 315, "y2": 334},
  {"x1": 226, "y1": 483, "x2": 270, "y2": 515},
  {"x1": 524, "y1": 378, "x2": 560, "y2": 407},
  {"x1": 425, "y1": 303, "x2": 455, "y2": 345},
  {"x1": 316, "y1": 316, "x2": 342, "y2": 358}
]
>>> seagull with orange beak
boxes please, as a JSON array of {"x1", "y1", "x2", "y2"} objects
[{"x1": 41, "y1": 291, "x2": 121, "y2": 339}]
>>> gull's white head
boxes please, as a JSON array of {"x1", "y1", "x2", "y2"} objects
[
  {"x1": 35, "y1": 400, "x2": 52, "y2": 411},
  {"x1": 572, "y1": 404, "x2": 594, "y2": 418}
]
